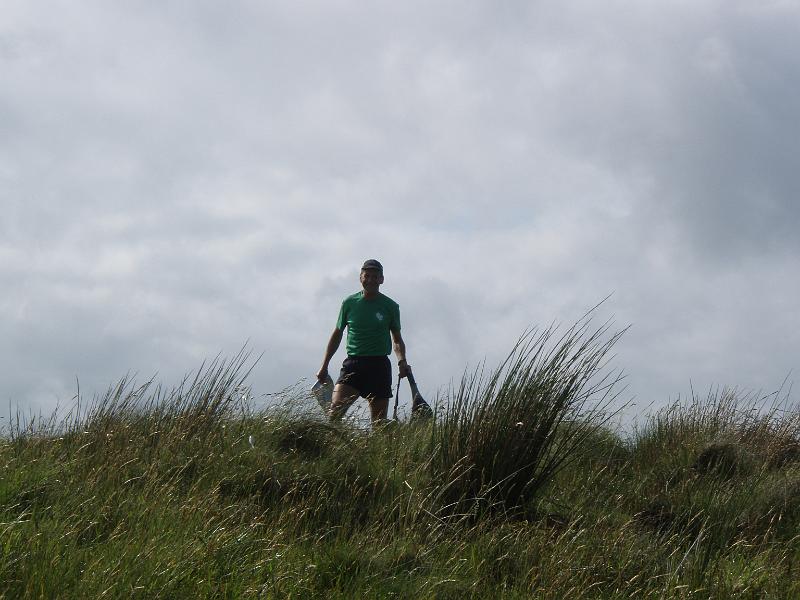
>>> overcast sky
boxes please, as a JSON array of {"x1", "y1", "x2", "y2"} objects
[{"x1": 2, "y1": 1, "x2": 799, "y2": 425}]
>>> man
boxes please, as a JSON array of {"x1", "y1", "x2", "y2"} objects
[{"x1": 316, "y1": 259, "x2": 410, "y2": 425}]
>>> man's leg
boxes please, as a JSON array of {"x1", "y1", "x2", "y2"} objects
[
  {"x1": 367, "y1": 396, "x2": 389, "y2": 425},
  {"x1": 329, "y1": 383, "x2": 360, "y2": 421}
]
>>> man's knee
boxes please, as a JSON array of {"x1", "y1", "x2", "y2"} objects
[{"x1": 329, "y1": 383, "x2": 360, "y2": 419}]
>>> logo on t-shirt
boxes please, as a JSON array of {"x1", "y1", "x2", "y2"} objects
[{"x1": 375, "y1": 312, "x2": 384, "y2": 321}]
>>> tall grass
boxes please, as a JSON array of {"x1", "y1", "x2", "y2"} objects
[
  {"x1": 626, "y1": 385, "x2": 800, "y2": 565},
  {"x1": 430, "y1": 317, "x2": 626, "y2": 517},
  {"x1": 1, "y1": 325, "x2": 799, "y2": 598},
  {"x1": 632, "y1": 385, "x2": 800, "y2": 472}
]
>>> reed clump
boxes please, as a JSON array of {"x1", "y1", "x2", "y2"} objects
[{"x1": 429, "y1": 317, "x2": 626, "y2": 519}]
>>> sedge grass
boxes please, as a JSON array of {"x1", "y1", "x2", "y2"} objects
[
  {"x1": 429, "y1": 316, "x2": 627, "y2": 519},
  {"x1": 2, "y1": 327, "x2": 799, "y2": 598}
]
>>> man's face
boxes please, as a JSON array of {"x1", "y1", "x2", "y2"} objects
[{"x1": 360, "y1": 268, "x2": 384, "y2": 292}]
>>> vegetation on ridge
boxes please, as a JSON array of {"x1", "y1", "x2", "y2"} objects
[{"x1": 1, "y1": 321, "x2": 799, "y2": 598}]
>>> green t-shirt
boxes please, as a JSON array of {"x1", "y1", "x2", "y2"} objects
[{"x1": 336, "y1": 291, "x2": 401, "y2": 356}]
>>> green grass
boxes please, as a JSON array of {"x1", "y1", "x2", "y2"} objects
[{"x1": 2, "y1": 327, "x2": 799, "y2": 598}]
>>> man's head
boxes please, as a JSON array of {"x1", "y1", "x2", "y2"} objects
[
  {"x1": 360, "y1": 259, "x2": 384, "y2": 292},
  {"x1": 361, "y1": 259, "x2": 383, "y2": 274}
]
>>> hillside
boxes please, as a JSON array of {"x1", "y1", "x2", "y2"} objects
[{"x1": 2, "y1": 326, "x2": 799, "y2": 598}]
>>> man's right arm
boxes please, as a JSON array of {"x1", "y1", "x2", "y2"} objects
[{"x1": 317, "y1": 328, "x2": 343, "y2": 382}]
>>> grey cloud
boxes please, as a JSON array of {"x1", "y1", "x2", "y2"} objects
[{"x1": 1, "y1": 1, "x2": 798, "y2": 421}]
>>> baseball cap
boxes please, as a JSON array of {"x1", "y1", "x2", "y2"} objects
[{"x1": 361, "y1": 259, "x2": 383, "y2": 273}]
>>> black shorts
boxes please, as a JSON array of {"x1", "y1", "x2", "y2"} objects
[{"x1": 336, "y1": 355, "x2": 393, "y2": 399}]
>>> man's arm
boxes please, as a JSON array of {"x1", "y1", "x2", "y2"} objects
[
  {"x1": 391, "y1": 329, "x2": 410, "y2": 378},
  {"x1": 317, "y1": 328, "x2": 343, "y2": 382}
]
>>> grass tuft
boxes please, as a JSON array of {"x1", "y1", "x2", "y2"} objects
[
  {"x1": 692, "y1": 442, "x2": 753, "y2": 479},
  {"x1": 429, "y1": 315, "x2": 626, "y2": 518}
]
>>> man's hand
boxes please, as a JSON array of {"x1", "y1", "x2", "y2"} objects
[
  {"x1": 316, "y1": 366, "x2": 329, "y2": 382},
  {"x1": 398, "y1": 360, "x2": 410, "y2": 379}
]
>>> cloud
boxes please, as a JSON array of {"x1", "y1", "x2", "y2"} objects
[{"x1": 1, "y1": 1, "x2": 798, "y2": 423}]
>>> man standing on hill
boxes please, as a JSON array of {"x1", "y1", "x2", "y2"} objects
[{"x1": 316, "y1": 259, "x2": 410, "y2": 425}]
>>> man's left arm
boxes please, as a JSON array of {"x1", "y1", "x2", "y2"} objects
[{"x1": 391, "y1": 329, "x2": 410, "y2": 378}]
